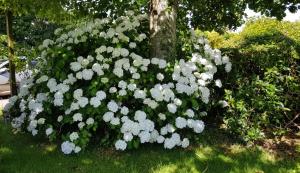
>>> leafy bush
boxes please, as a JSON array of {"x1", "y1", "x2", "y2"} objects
[
  {"x1": 208, "y1": 18, "x2": 300, "y2": 141},
  {"x1": 0, "y1": 15, "x2": 59, "y2": 71},
  {"x1": 4, "y1": 11, "x2": 231, "y2": 154}
]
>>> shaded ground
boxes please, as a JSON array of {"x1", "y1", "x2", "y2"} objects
[{"x1": 0, "y1": 120, "x2": 299, "y2": 173}]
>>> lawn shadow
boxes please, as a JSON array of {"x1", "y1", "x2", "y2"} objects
[{"x1": 0, "y1": 123, "x2": 299, "y2": 173}]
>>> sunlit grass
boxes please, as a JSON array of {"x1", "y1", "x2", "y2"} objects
[{"x1": 0, "y1": 120, "x2": 299, "y2": 173}]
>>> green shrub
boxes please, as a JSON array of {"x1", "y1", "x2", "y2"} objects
[{"x1": 209, "y1": 18, "x2": 300, "y2": 141}]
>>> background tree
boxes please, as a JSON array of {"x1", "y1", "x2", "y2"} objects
[
  {"x1": 62, "y1": 0, "x2": 299, "y2": 60},
  {"x1": 0, "y1": 0, "x2": 68, "y2": 95}
]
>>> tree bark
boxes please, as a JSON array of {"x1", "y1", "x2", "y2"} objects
[
  {"x1": 150, "y1": 0, "x2": 177, "y2": 60},
  {"x1": 5, "y1": 10, "x2": 17, "y2": 96}
]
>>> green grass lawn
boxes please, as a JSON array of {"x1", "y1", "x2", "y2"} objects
[{"x1": 0, "y1": 115, "x2": 299, "y2": 173}]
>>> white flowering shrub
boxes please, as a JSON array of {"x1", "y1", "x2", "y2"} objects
[{"x1": 4, "y1": 11, "x2": 231, "y2": 154}]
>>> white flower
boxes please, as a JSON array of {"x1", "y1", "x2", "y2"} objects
[
  {"x1": 73, "y1": 113, "x2": 83, "y2": 122},
  {"x1": 107, "y1": 46, "x2": 114, "y2": 53},
  {"x1": 76, "y1": 71, "x2": 83, "y2": 79},
  {"x1": 81, "y1": 59, "x2": 90, "y2": 67},
  {"x1": 64, "y1": 74, "x2": 77, "y2": 85},
  {"x1": 167, "y1": 124, "x2": 176, "y2": 133},
  {"x1": 103, "y1": 112, "x2": 114, "y2": 122},
  {"x1": 158, "y1": 59, "x2": 167, "y2": 69},
  {"x1": 175, "y1": 117, "x2": 187, "y2": 129},
  {"x1": 57, "y1": 115, "x2": 63, "y2": 122},
  {"x1": 118, "y1": 80, "x2": 127, "y2": 89},
  {"x1": 70, "y1": 102, "x2": 79, "y2": 111},
  {"x1": 156, "y1": 73, "x2": 164, "y2": 81},
  {"x1": 86, "y1": 118, "x2": 95, "y2": 125},
  {"x1": 157, "y1": 136, "x2": 165, "y2": 143},
  {"x1": 107, "y1": 28, "x2": 115, "y2": 38},
  {"x1": 225, "y1": 62, "x2": 232, "y2": 72},
  {"x1": 138, "y1": 33, "x2": 146, "y2": 41},
  {"x1": 127, "y1": 83, "x2": 137, "y2": 91},
  {"x1": 61, "y1": 141, "x2": 75, "y2": 154},
  {"x1": 54, "y1": 98, "x2": 63, "y2": 106},
  {"x1": 115, "y1": 140, "x2": 127, "y2": 150},
  {"x1": 158, "y1": 113, "x2": 166, "y2": 120},
  {"x1": 82, "y1": 69, "x2": 94, "y2": 80},
  {"x1": 96, "y1": 91, "x2": 106, "y2": 100},
  {"x1": 90, "y1": 97, "x2": 101, "y2": 107},
  {"x1": 92, "y1": 63, "x2": 104, "y2": 76},
  {"x1": 151, "y1": 58, "x2": 159, "y2": 65},
  {"x1": 120, "y1": 48, "x2": 129, "y2": 57},
  {"x1": 119, "y1": 89, "x2": 127, "y2": 96},
  {"x1": 174, "y1": 98, "x2": 182, "y2": 106},
  {"x1": 46, "y1": 127, "x2": 53, "y2": 136},
  {"x1": 222, "y1": 55, "x2": 230, "y2": 64},
  {"x1": 167, "y1": 103, "x2": 177, "y2": 113},
  {"x1": 73, "y1": 89, "x2": 83, "y2": 99},
  {"x1": 96, "y1": 54, "x2": 104, "y2": 61},
  {"x1": 129, "y1": 42, "x2": 136, "y2": 48},
  {"x1": 112, "y1": 48, "x2": 121, "y2": 57},
  {"x1": 134, "y1": 110, "x2": 146, "y2": 122},
  {"x1": 148, "y1": 100, "x2": 158, "y2": 109},
  {"x1": 74, "y1": 146, "x2": 81, "y2": 153},
  {"x1": 132, "y1": 73, "x2": 140, "y2": 79},
  {"x1": 160, "y1": 126, "x2": 168, "y2": 135},
  {"x1": 134, "y1": 89, "x2": 146, "y2": 99},
  {"x1": 199, "y1": 87, "x2": 210, "y2": 104},
  {"x1": 123, "y1": 132, "x2": 133, "y2": 142},
  {"x1": 70, "y1": 62, "x2": 82, "y2": 72},
  {"x1": 215, "y1": 79, "x2": 222, "y2": 88},
  {"x1": 120, "y1": 106, "x2": 129, "y2": 115},
  {"x1": 139, "y1": 131, "x2": 151, "y2": 143},
  {"x1": 96, "y1": 45, "x2": 106, "y2": 53},
  {"x1": 164, "y1": 138, "x2": 176, "y2": 149},
  {"x1": 76, "y1": 121, "x2": 84, "y2": 129},
  {"x1": 107, "y1": 100, "x2": 119, "y2": 112},
  {"x1": 193, "y1": 120, "x2": 205, "y2": 133},
  {"x1": 113, "y1": 68, "x2": 124, "y2": 77},
  {"x1": 77, "y1": 56, "x2": 84, "y2": 63},
  {"x1": 70, "y1": 132, "x2": 79, "y2": 141},
  {"x1": 37, "y1": 118, "x2": 45, "y2": 125},
  {"x1": 109, "y1": 87, "x2": 118, "y2": 93},
  {"x1": 181, "y1": 138, "x2": 190, "y2": 148},
  {"x1": 121, "y1": 116, "x2": 129, "y2": 123},
  {"x1": 185, "y1": 109, "x2": 195, "y2": 118},
  {"x1": 78, "y1": 97, "x2": 89, "y2": 108},
  {"x1": 31, "y1": 129, "x2": 38, "y2": 136},
  {"x1": 47, "y1": 78, "x2": 57, "y2": 92},
  {"x1": 110, "y1": 117, "x2": 120, "y2": 125},
  {"x1": 150, "y1": 88, "x2": 163, "y2": 101}
]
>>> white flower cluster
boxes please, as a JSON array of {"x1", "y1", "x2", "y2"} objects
[{"x1": 6, "y1": 11, "x2": 231, "y2": 154}]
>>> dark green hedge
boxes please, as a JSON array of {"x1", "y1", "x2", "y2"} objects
[{"x1": 207, "y1": 18, "x2": 300, "y2": 141}]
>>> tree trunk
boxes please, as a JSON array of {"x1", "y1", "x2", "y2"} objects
[
  {"x1": 150, "y1": 0, "x2": 177, "y2": 60},
  {"x1": 5, "y1": 10, "x2": 17, "y2": 96}
]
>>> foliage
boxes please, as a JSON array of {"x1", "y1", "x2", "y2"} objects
[
  {"x1": 0, "y1": 15, "x2": 60, "y2": 47},
  {"x1": 0, "y1": 0, "x2": 69, "y2": 21},
  {"x1": 0, "y1": 34, "x2": 7, "y2": 59},
  {"x1": 4, "y1": 11, "x2": 231, "y2": 154},
  {"x1": 60, "y1": 0, "x2": 300, "y2": 32},
  {"x1": 207, "y1": 18, "x2": 300, "y2": 141},
  {"x1": 0, "y1": 15, "x2": 60, "y2": 72}
]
